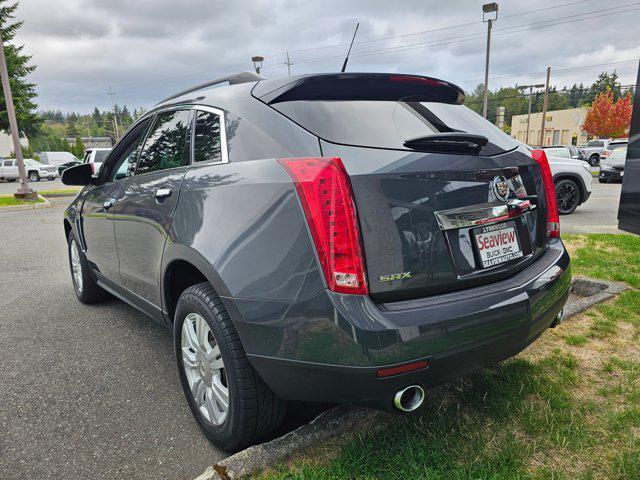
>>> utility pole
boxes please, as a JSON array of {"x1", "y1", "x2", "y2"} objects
[
  {"x1": 285, "y1": 52, "x2": 293, "y2": 76},
  {"x1": 518, "y1": 83, "x2": 545, "y2": 145},
  {"x1": 482, "y1": 3, "x2": 499, "y2": 119},
  {"x1": 539, "y1": 67, "x2": 551, "y2": 147},
  {"x1": 107, "y1": 86, "x2": 120, "y2": 142},
  {"x1": 0, "y1": 32, "x2": 33, "y2": 199}
]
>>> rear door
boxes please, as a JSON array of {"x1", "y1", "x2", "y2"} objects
[
  {"x1": 3, "y1": 159, "x2": 18, "y2": 178},
  {"x1": 113, "y1": 108, "x2": 192, "y2": 309}
]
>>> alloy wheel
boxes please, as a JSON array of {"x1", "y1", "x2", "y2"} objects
[
  {"x1": 556, "y1": 182, "x2": 579, "y2": 214},
  {"x1": 70, "y1": 239, "x2": 83, "y2": 293},
  {"x1": 181, "y1": 313, "x2": 229, "y2": 426}
]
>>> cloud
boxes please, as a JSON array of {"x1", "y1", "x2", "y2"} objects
[{"x1": 12, "y1": 0, "x2": 639, "y2": 112}]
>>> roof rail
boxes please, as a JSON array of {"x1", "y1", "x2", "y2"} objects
[{"x1": 157, "y1": 71, "x2": 264, "y2": 105}]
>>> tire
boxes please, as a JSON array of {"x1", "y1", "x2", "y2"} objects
[
  {"x1": 67, "y1": 231, "x2": 110, "y2": 304},
  {"x1": 7, "y1": 178, "x2": 16, "y2": 182},
  {"x1": 28, "y1": 171, "x2": 40, "y2": 182},
  {"x1": 555, "y1": 178, "x2": 580, "y2": 215},
  {"x1": 588, "y1": 155, "x2": 599, "y2": 167},
  {"x1": 599, "y1": 178, "x2": 608, "y2": 184},
  {"x1": 174, "y1": 283, "x2": 286, "y2": 451}
]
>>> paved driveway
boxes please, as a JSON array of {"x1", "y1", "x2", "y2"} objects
[
  {"x1": 0, "y1": 198, "x2": 226, "y2": 480},
  {"x1": 0, "y1": 177, "x2": 67, "y2": 194},
  {"x1": 561, "y1": 178, "x2": 624, "y2": 234}
]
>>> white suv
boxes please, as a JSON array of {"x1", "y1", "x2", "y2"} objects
[
  {"x1": 82, "y1": 148, "x2": 112, "y2": 174},
  {"x1": 523, "y1": 145, "x2": 592, "y2": 215}
]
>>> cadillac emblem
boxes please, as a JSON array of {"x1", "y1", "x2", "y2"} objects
[{"x1": 492, "y1": 175, "x2": 510, "y2": 202}]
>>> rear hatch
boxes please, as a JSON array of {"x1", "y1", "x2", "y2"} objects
[{"x1": 255, "y1": 74, "x2": 549, "y2": 302}]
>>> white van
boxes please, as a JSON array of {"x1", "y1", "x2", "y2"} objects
[{"x1": 39, "y1": 151, "x2": 79, "y2": 167}]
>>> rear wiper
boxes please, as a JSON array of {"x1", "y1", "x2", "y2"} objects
[{"x1": 403, "y1": 132, "x2": 489, "y2": 154}]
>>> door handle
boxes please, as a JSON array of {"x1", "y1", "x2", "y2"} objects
[
  {"x1": 154, "y1": 188, "x2": 172, "y2": 200},
  {"x1": 102, "y1": 198, "x2": 116, "y2": 210}
]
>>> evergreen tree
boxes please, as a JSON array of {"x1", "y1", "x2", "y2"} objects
[
  {"x1": 0, "y1": 1, "x2": 40, "y2": 135},
  {"x1": 73, "y1": 136, "x2": 85, "y2": 158},
  {"x1": 588, "y1": 72, "x2": 623, "y2": 103}
]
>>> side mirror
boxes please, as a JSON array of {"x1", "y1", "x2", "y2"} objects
[{"x1": 61, "y1": 163, "x2": 95, "y2": 186}]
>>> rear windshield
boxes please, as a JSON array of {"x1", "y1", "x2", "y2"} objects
[
  {"x1": 609, "y1": 142, "x2": 627, "y2": 151},
  {"x1": 94, "y1": 150, "x2": 110, "y2": 163},
  {"x1": 272, "y1": 100, "x2": 519, "y2": 155},
  {"x1": 543, "y1": 147, "x2": 570, "y2": 158}
]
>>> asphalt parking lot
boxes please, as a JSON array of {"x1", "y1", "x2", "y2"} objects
[
  {"x1": 0, "y1": 177, "x2": 66, "y2": 194},
  {"x1": 0, "y1": 197, "x2": 226, "y2": 480},
  {"x1": 0, "y1": 176, "x2": 624, "y2": 480},
  {"x1": 561, "y1": 177, "x2": 623, "y2": 234}
]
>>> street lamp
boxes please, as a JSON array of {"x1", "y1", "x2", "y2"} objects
[
  {"x1": 251, "y1": 56, "x2": 264, "y2": 74},
  {"x1": 482, "y1": 2, "x2": 498, "y2": 119},
  {"x1": 518, "y1": 83, "x2": 545, "y2": 145}
]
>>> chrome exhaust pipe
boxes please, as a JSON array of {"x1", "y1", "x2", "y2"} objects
[
  {"x1": 393, "y1": 385, "x2": 425, "y2": 412},
  {"x1": 550, "y1": 309, "x2": 564, "y2": 328}
]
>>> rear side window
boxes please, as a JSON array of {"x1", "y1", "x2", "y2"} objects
[
  {"x1": 3, "y1": 160, "x2": 12, "y2": 167},
  {"x1": 272, "y1": 100, "x2": 518, "y2": 155},
  {"x1": 193, "y1": 110, "x2": 223, "y2": 163},
  {"x1": 587, "y1": 140, "x2": 604, "y2": 147},
  {"x1": 137, "y1": 109, "x2": 192, "y2": 175}
]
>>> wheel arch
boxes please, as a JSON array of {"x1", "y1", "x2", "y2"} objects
[
  {"x1": 552, "y1": 173, "x2": 587, "y2": 204},
  {"x1": 161, "y1": 250, "x2": 233, "y2": 324}
]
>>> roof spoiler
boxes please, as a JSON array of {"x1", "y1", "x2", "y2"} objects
[
  {"x1": 254, "y1": 73, "x2": 465, "y2": 105},
  {"x1": 157, "y1": 71, "x2": 264, "y2": 105}
]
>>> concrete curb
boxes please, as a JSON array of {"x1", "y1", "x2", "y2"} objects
[
  {"x1": 195, "y1": 405, "x2": 393, "y2": 480},
  {"x1": 564, "y1": 275, "x2": 629, "y2": 319},
  {"x1": 0, "y1": 195, "x2": 51, "y2": 212},
  {"x1": 193, "y1": 276, "x2": 628, "y2": 480}
]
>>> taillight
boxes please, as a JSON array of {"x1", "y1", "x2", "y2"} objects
[
  {"x1": 278, "y1": 157, "x2": 368, "y2": 295},
  {"x1": 531, "y1": 149, "x2": 560, "y2": 238}
]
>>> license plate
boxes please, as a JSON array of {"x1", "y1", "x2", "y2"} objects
[{"x1": 474, "y1": 221, "x2": 523, "y2": 268}]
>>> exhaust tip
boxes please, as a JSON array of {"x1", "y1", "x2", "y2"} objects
[
  {"x1": 550, "y1": 309, "x2": 564, "y2": 328},
  {"x1": 393, "y1": 385, "x2": 425, "y2": 412}
]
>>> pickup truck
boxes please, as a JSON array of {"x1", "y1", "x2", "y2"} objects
[{"x1": 0, "y1": 158, "x2": 58, "y2": 182}]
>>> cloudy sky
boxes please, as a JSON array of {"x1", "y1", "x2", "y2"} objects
[{"x1": 13, "y1": 0, "x2": 640, "y2": 113}]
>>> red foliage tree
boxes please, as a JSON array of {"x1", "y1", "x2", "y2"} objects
[{"x1": 583, "y1": 87, "x2": 633, "y2": 138}]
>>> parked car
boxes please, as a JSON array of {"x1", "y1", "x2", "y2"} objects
[
  {"x1": 58, "y1": 160, "x2": 83, "y2": 176},
  {"x1": 38, "y1": 151, "x2": 80, "y2": 167},
  {"x1": 599, "y1": 146, "x2": 627, "y2": 183},
  {"x1": 579, "y1": 139, "x2": 619, "y2": 166},
  {"x1": 82, "y1": 148, "x2": 111, "y2": 174},
  {"x1": 0, "y1": 157, "x2": 58, "y2": 182},
  {"x1": 608, "y1": 139, "x2": 628, "y2": 153},
  {"x1": 545, "y1": 151, "x2": 593, "y2": 215},
  {"x1": 542, "y1": 145, "x2": 584, "y2": 161},
  {"x1": 61, "y1": 72, "x2": 570, "y2": 451}
]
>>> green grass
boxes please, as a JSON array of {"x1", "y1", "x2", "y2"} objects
[
  {"x1": 262, "y1": 234, "x2": 640, "y2": 480},
  {"x1": 38, "y1": 187, "x2": 81, "y2": 196},
  {"x1": 0, "y1": 194, "x2": 44, "y2": 207}
]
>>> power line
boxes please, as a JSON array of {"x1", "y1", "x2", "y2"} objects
[{"x1": 284, "y1": 2, "x2": 640, "y2": 67}]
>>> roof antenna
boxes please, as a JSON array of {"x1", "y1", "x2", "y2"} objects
[{"x1": 341, "y1": 22, "x2": 359, "y2": 73}]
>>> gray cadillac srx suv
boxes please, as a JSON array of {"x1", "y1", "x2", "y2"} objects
[{"x1": 61, "y1": 72, "x2": 570, "y2": 451}]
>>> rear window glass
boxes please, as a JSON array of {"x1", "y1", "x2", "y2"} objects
[
  {"x1": 94, "y1": 150, "x2": 110, "y2": 163},
  {"x1": 587, "y1": 140, "x2": 604, "y2": 147},
  {"x1": 543, "y1": 147, "x2": 570, "y2": 158},
  {"x1": 272, "y1": 100, "x2": 518, "y2": 155},
  {"x1": 609, "y1": 142, "x2": 627, "y2": 151}
]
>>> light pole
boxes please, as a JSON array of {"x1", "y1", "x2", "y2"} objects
[
  {"x1": 251, "y1": 56, "x2": 264, "y2": 74},
  {"x1": 482, "y1": 3, "x2": 498, "y2": 119},
  {"x1": 518, "y1": 83, "x2": 545, "y2": 145}
]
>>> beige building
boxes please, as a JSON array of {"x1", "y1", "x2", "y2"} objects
[{"x1": 510, "y1": 107, "x2": 589, "y2": 146}]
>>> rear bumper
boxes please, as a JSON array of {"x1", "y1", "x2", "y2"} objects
[{"x1": 232, "y1": 240, "x2": 570, "y2": 406}]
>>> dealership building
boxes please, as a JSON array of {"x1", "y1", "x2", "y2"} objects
[{"x1": 510, "y1": 107, "x2": 590, "y2": 146}]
